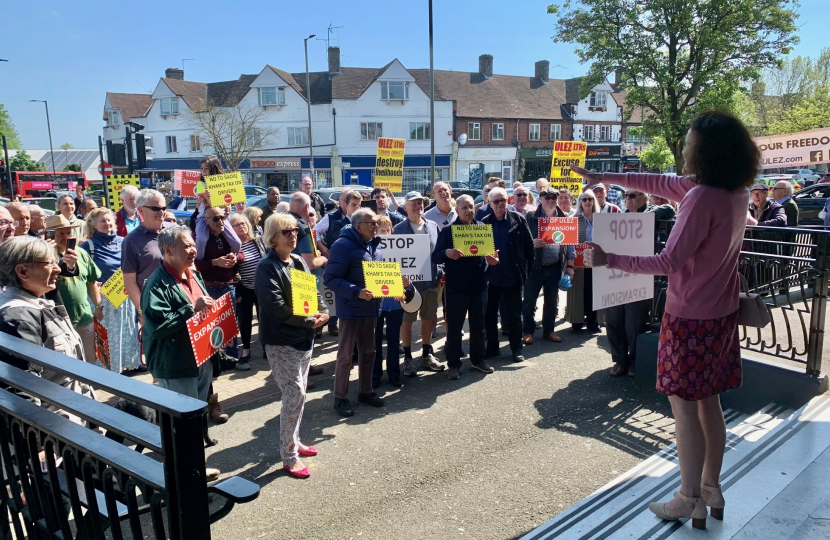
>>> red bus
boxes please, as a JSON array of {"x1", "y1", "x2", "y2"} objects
[{"x1": 14, "y1": 171, "x2": 89, "y2": 198}]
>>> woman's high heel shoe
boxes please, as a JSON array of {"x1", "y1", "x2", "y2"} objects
[
  {"x1": 648, "y1": 491, "x2": 708, "y2": 530},
  {"x1": 701, "y1": 483, "x2": 725, "y2": 520}
]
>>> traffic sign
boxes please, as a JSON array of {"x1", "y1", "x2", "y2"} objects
[{"x1": 98, "y1": 161, "x2": 113, "y2": 177}]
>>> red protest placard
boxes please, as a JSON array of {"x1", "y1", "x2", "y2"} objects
[
  {"x1": 186, "y1": 293, "x2": 239, "y2": 367},
  {"x1": 539, "y1": 217, "x2": 579, "y2": 245},
  {"x1": 174, "y1": 170, "x2": 203, "y2": 198},
  {"x1": 94, "y1": 320, "x2": 110, "y2": 369},
  {"x1": 574, "y1": 243, "x2": 589, "y2": 268}
]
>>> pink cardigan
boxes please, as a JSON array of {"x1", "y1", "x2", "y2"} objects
[{"x1": 602, "y1": 173, "x2": 748, "y2": 320}]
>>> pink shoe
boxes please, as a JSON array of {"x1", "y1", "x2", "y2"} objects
[
  {"x1": 298, "y1": 446, "x2": 318, "y2": 457},
  {"x1": 283, "y1": 465, "x2": 310, "y2": 479}
]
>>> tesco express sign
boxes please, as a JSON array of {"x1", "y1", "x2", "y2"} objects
[{"x1": 249, "y1": 158, "x2": 302, "y2": 170}]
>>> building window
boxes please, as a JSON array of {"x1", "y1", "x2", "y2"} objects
[
  {"x1": 600, "y1": 125, "x2": 612, "y2": 141},
  {"x1": 491, "y1": 123, "x2": 504, "y2": 141},
  {"x1": 550, "y1": 124, "x2": 561, "y2": 141},
  {"x1": 626, "y1": 129, "x2": 642, "y2": 142},
  {"x1": 288, "y1": 127, "x2": 309, "y2": 146},
  {"x1": 259, "y1": 86, "x2": 286, "y2": 106},
  {"x1": 584, "y1": 125, "x2": 595, "y2": 141},
  {"x1": 468, "y1": 123, "x2": 481, "y2": 141},
  {"x1": 246, "y1": 129, "x2": 262, "y2": 147},
  {"x1": 502, "y1": 160, "x2": 512, "y2": 182},
  {"x1": 409, "y1": 122, "x2": 431, "y2": 140},
  {"x1": 160, "y1": 97, "x2": 179, "y2": 116},
  {"x1": 361, "y1": 122, "x2": 383, "y2": 140},
  {"x1": 109, "y1": 110, "x2": 120, "y2": 125},
  {"x1": 165, "y1": 136, "x2": 177, "y2": 153},
  {"x1": 589, "y1": 92, "x2": 607, "y2": 109},
  {"x1": 190, "y1": 135, "x2": 201, "y2": 152},
  {"x1": 380, "y1": 81, "x2": 409, "y2": 101},
  {"x1": 529, "y1": 124, "x2": 541, "y2": 141}
]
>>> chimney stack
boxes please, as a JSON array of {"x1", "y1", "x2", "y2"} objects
[
  {"x1": 479, "y1": 54, "x2": 493, "y2": 79},
  {"x1": 613, "y1": 69, "x2": 622, "y2": 88},
  {"x1": 328, "y1": 46, "x2": 341, "y2": 75},
  {"x1": 535, "y1": 60, "x2": 550, "y2": 84},
  {"x1": 165, "y1": 68, "x2": 184, "y2": 80}
]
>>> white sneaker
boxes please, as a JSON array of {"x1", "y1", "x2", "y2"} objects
[{"x1": 235, "y1": 361, "x2": 251, "y2": 371}]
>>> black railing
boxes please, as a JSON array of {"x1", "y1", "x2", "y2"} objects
[
  {"x1": 0, "y1": 333, "x2": 259, "y2": 539},
  {"x1": 650, "y1": 222, "x2": 829, "y2": 376}
]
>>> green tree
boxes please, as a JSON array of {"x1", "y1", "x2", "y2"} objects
[
  {"x1": 767, "y1": 86, "x2": 830, "y2": 134},
  {"x1": 59, "y1": 143, "x2": 74, "y2": 149},
  {"x1": 10, "y1": 150, "x2": 45, "y2": 172},
  {"x1": 0, "y1": 102, "x2": 22, "y2": 148},
  {"x1": 639, "y1": 137, "x2": 675, "y2": 172},
  {"x1": 62, "y1": 163, "x2": 82, "y2": 172},
  {"x1": 548, "y1": 0, "x2": 799, "y2": 171}
]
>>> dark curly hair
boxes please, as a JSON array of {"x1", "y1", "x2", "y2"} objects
[
  {"x1": 687, "y1": 111, "x2": 759, "y2": 192},
  {"x1": 200, "y1": 155, "x2": 224, "y2": 178}
]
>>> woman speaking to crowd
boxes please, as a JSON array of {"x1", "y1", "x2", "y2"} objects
[{"x1": 575, "y1": 110, "x2": 758, "y2": 530}]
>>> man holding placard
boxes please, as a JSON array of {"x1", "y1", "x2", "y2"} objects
[
  {"x1": 323, "y1": 208, "x2": 386, "y2": 417},
  {"x1": 481, "y1": 187, "x2": 535, "y2": 362}
]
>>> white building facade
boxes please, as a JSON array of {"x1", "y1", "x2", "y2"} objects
[{"x1": 571, "y1": 80, "x2": 624, "y2": 172}]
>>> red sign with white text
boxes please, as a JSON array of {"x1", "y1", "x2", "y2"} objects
[
  {"x1": 186, "y1": 293, "x2": 239, "y2": 367},
  {"x1": 539, "y1": 217, "x2": 579, "y2": 245},
  {"x1": 174, "y1": 170, "x2": 202, "y2": 198},
  {"x1": 574, "y1": 243, "x2": 589, "y2": 268}
]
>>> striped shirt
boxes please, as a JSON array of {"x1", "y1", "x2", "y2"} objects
[{"x1": 239, "y1": 241, "x2": 262, "y2": 289}]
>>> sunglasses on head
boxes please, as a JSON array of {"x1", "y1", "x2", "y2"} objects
[
  {"x1": 143, "y1": 205, "x2": 167, "y2": 212},
  {"x1": 279, "y1": 227, "x2": 299, "y2": 237}
]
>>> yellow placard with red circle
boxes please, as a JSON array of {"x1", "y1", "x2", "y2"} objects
[
  {"x1": 291, "y1": 268, "x2": 319, "y2": 316},
  {"x1": 362, "y1": 261, "x2": 404, "y2": 297}
]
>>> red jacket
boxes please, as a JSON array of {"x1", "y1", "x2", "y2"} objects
[{"x1": 115, "y1": 208, "x2": 142, "y2": 237}]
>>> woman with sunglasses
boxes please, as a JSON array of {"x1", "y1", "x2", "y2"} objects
[
  {"x1": 255, "y1": 213, "x2": 329, "y2": 479},
  {"x1": 566, "y1": 190, "x2": 601, "y2": 333},
  {"x1": 573, "y1": 111, "x2": 760, "y2": 530}
]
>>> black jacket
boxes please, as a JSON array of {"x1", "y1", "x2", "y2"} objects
[
  {"x1": 433, "y1": 217, "x2": 490, "y2": 294},
  {"x1": 323, "y1": 207, "x2": 345, "y2": 247},
  {"x1": 481, "y1": 210, "x2": 535, "y2": 285},
  {"x1": 525, "y1": 206, "x2": 566, "y2": 270},
  {"x1": 254, "y1": 251, "x2": 327, "y2": 346}
]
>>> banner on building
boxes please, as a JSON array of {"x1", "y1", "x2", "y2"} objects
[
  {"x1": 174, "y1": 170, "x2": 202, "y2": 198},
  {"x1": 101, "y1": 269, "x2": 129, "y2": 309},
  {"x1": 186, "y1": 293, "x2": 239, "y2": 367},
  {"x1": 591, "y1": 213, "x2": 654, "y2": 310},
  {"x1": 204, "y1": 172, "x2": 246, "y2": 207},
  {"x1": 550, "y1": 141, "x2": 587, "y2": 194},
  {"x1": 93, "y1": 320, "x2": 110, "y2": 369},
  {"x1": 106, "y1": 175, "x2": 140, "y2": 211},
  {"x1": 374, "y1": 138, "x2": 406, "y2": 193},
  {"x1": 290, "y1": 268, "x2": 319, "y2": 316},
  {"x1": 539, "y1": 217, "x2": 579, "y2": 245},
  {"x1": 362, "y1": 261, "x2": 404, "y2": 297},
  {"x1": 451, "y1": 224, "x2": 495, "y2": 256},
  {"x1": 754, "y1": 127, "x2": 830, "y2": 169},
  {"x1": 378, "y1": 234, "x2": 432, "y2": 282}
]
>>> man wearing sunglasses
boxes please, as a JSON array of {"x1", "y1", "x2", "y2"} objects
[{"x1": 122, "y1": 189, "x2": 168, "y2": 327}]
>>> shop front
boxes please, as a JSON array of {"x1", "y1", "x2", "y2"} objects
[
  {"x1": 456, "y1": 147, "x2": 517, "y2": 188},
  {"x1": 340, "y1": 155, "x2": 450, "y2": 194},
  {"x1": 585, "y1": 144, "x2": 622, "y2": 172},
  {"x1": 519, "y1": 147, "x2": 553, "y2": 182}
]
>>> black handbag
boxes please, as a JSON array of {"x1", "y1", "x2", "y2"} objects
[{"x1": 737, "y1": 274, "x2": 772, "y2": 328}]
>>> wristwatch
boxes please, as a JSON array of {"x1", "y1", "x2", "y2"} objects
[
  {"x1": 94, "y1": 304, "x2": 103, "y2": 310},
  {"x1": 566, "y1": 265, "x2": 575, "y2": 269}
]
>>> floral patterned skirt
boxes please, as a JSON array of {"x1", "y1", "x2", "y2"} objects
[{"x1": 656, "y1": 311, "x2": 742, "y2": 401}]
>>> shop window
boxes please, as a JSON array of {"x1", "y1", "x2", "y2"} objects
[
  {"x1": 468, "y1": 123, "x2": 481, "y2": 141},
  {"x1": 410, "y1": 122, "x2": 430, "y2": 140},
  {"x1": 550, "y1": 124, "x2": 561, "y2": 141},
  {"x1": 529, "y1": 124, "x2": 540, "y2": 141},
  {"x1": 361, "y1": 122, "x2": 383, "y2": 140},
  {"x1": 502, "y1": 160, "x2": 512, "y2": 182},
  {"x1": 492, "y1": 123, "x2": 504, "y2": 141}
]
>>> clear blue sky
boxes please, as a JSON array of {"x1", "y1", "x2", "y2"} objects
[{"x1": 1, "y1": 0, "x2": 826, "y2": 149}]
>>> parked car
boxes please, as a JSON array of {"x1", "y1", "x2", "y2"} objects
[
  {"x1": 314, "y1": 186, "x2": 374, "y2": 212},
  {"x1": 792, "y1": 183, "x2": 830, "y2": 226},
  {"x1": 761, "y1": 174, "x2": 802, "y2": 192},
  {"x1": 244, "y1": 185, "x2": 267, "y2": 196},
  {"x1": 785, "y1": 169, "x2": 821, "y2": 186},
  {"x1": 818, "y1": 172, "x2": 830, "y2": 184}
]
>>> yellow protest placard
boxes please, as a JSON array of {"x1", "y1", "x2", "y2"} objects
[
  {"x1": 101, "y1": 268, "x2": 129, "y2": 309},
  {"x1": 362, "y1": 261, "x2": 404, "y2": 297},
  {"x1": 374, "y1": 138, "x2": 405, "y2": 193},
  {"x1": 549, "y1": 141, "x2": 587, "y2": 194},
  {"x1": 106, "y1": 175, "x2": 140, "y2": 211},
  {"x1": 291, "y1": 268, "x2": 318, "y2": 316},
  {"x1": 451, "y1": 224, "x2": 495, "y2": 256},
  {"x1": 204, "y1": 172, "x2": 246, "y2": 207}
]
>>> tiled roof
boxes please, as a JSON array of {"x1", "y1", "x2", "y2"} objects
[
  {"x1": 207, "y1": 75, "x2": 258, "y2": 106},
  {"x1": 161, "y1": 78, "x2": 207, "y2": 112},
  {"x1": 104, "y1": 92, "x2": 152, "y2": 122},
  {"x1": 267, "y1": 66, "x2": 307, "y2": 101},
  {"x1": 611, "y1": 91, "x2": 644, "y2": 123}
]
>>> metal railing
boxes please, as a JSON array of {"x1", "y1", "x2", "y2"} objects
[
  {"x1": 0, "y1": 333, "x2": 259, "y2": 539},
  {"x1": 650, "y1": 222, "x2": 829, "y2": 376}
]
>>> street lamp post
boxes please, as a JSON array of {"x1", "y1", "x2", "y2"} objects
[
  {"x1": 29, "y1": 100, "x2": 57, "y2": 184},
  {"x1": 304, "y1": 34, "x2": 316, "y2": 185},
  {"x1": 428, "y1": 0, "x2": 436, "y2": 187}
]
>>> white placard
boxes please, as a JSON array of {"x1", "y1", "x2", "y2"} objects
[
  {"x1": 754, "y1": 127, "x2": 830, "y2": 169},
  {"x1": 592, "y1": 213, "x2": 655, "y2": 311},
  {"x1": 378, "y1": 234, "x2": 433, "y2": 282},
  {"x1": 317, "y1": 276, "x2": 336, "y2": 317}
]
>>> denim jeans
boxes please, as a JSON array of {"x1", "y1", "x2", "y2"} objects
[
  {"x1": 522, "y1": 265, "x2": 562, "y2": 336},
  {"x1": 205, "y1": 285, "x2": 239, "y2": 358}
]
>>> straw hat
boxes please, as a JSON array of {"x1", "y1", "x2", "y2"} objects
[{"x1": 44, "y1": 214, "x2": 79, "y2": 230}]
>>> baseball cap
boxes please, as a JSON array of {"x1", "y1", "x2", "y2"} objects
[{"x1": 404, "y1": 191, "x2": 429, "y2": 204}]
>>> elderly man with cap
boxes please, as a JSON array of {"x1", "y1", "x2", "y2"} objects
[
  {"x1": 747, "y1": 182, "x2": 786, "y2": 227},
  {"x1": 592, "y1": 183, "x2": 622, "y2": 213},
  {"x1": 28, "y1": 205, "x2": 47, "y2": 237},
  {"x1": 45, "y1": 214, "x2": 103, "y2": 364},
  {"x1": 394, "y1": 191, "x2": 445, "y2": 375},
  {"x1": 771, "y1": 181, "x2": 799, "y2": 227},
  {"x1": 0, "y1": 206, "x2": 16, "y2": 244}
]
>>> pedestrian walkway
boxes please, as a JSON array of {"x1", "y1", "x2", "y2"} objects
[{"x1": 521, "y1": 394, "x2": 830, "y2": 540}]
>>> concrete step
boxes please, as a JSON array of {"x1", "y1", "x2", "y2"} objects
[{"x1": 521, "y1": 394, "x2": 830, "y2": 540}]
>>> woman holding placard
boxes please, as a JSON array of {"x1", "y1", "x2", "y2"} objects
[
  {"x1": 81, "y1": 208, "x2": 141, "y2": 372},
  {"x1": 255, "y1": 213, "x2": 329, "y2": 479},
  {"x1": 573, "y1": 111, "x2": 759, "y2": 530},
  {"x1": 566, "y1": 190, "x2": 601, "y2": 333}
]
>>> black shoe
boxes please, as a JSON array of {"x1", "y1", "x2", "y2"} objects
[
  {"x1": 485, "y1": 349, "x2": 501, "y2": 359},
  {"x1": 328, "y1": 325, "x2": 339, "y2": 337},
  {"x1": 586, "y1": 324, "x2": 601, "y2": 333},
  {"x1": 334, "y1": 398, "x2": 354, "y2": 417},
  {"x1": 512, "y1": 351, "x2": 525, "y2": 363},
  {"x1": 389, "y1": 378, "x2": 403, "y2": 388},
  {"x1": 358, "y1": 393, "x2": 385, "y2": 407},
  {"x1": 204, "y1": 436, "x2": 218, "y2": 447},
  {"x1": 571, "y1": 323, "x2": 584, "y2": 332},
  {"x1": 372, "y1": 379, "x2": 381, "y2": 389},
  {"x1": 218, "y1": 350, "x2": 238, "y2": 371}
]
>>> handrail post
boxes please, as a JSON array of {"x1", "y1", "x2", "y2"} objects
[
  {"x1": 160, "y1": 410, "x2": 211, "y2": 539},
  {"x1": 806, "y1": 231, "x2": 829, "y2": 376}
]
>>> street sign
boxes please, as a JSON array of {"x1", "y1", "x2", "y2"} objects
[
  {"x1": 98, "y1": 161, "x2": 113, "y2": 177},
  {"x1": 340, "y1": 162, "x2": 351, "y2": 168}
]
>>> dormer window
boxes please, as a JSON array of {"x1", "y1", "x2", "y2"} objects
[
  {"x1": 109, "y1": 110, "x2": 120, "y2": 126},
  {"x1": 160, "y1": 97, "x2": 179, "y2": 116},
  {"x1": 259, "y1": 86, "x2": 286, "y2": 106},
  {"x1": 381, "y1": 81, "x2": 409, "y2": 101},
  {"x1": 588, "y1": 92, "x2": 607, "y2": 110}
]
